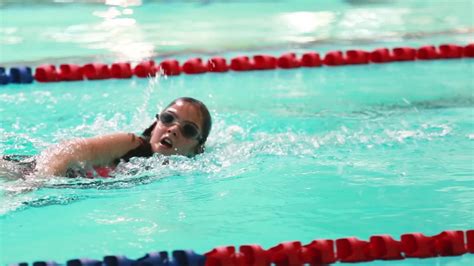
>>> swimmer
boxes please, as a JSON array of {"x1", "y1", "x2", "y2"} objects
[{"x1": 0, "y1": 97, "x2": 212, "y2": 179}]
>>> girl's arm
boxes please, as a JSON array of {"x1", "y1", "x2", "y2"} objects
[{"x1": 34, "y1": 133, "x2": 142, "y2": 177}]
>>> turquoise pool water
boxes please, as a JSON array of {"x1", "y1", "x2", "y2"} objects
[
  {"x1": 1, "y1": 0, "x2": 474, "y2": 265},
  {"x1": 1, "y1": 0, "x2": 474, "y2": 65}
]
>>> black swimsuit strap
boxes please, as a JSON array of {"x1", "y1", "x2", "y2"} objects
[{"x1": 115, "y1": 136, "x2": 154, "y2": 164}]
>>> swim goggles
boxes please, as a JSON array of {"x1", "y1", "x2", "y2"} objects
[{"x1": 156, "y1": 111, "x2": 201, "y2": 141}]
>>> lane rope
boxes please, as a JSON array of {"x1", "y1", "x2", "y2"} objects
[
  {"x1": 11, "y1": 229, "x2": 474, "y2": 265},
  {"x1": 1, "y1": 43, "x2": 473, "y2": 86}
]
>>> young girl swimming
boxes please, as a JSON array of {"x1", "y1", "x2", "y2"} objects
[{"x1": 0, "y1": 97, "x2": 212, "y2": 179}]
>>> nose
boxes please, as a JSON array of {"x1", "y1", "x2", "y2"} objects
[{"x1": 167, "y1": 124, "x2": 179, "y2": 136}]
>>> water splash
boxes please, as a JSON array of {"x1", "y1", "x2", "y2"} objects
[{"x1": 130, "y1": 76, "x2": 162, "y2": 131}]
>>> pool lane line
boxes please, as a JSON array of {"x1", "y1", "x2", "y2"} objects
[
  {"x1": 10, "y1": 229, "x2": 474, "y2": 265},
  {"x1": 0, "y1": 43, "x2": 473, "y2": 86}
]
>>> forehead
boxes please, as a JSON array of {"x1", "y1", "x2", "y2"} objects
[{"x1": 166, "y1": 101, "x2": 202, "y2": 125}]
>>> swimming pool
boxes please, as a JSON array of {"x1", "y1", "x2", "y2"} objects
[{"x1": 1, "y1": 0, "x2": 473, "y2": 265}]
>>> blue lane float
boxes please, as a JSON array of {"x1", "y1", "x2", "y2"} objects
[
  {"x1": 10, "y1": 66, "x2": 34, "y2": 84},
  {"x1": 102, "y1": 255, "x2": 135, "y2": 266},
  {"x1": 0, "y1": 67, "x2": 11, "y2": 85},
  {"x1": 173, "y1": 250, "x2": 206, "y2": 266},
  {"x1": 31, "y1": 261, "x2": 58, "y2": 266},
  {"x1": 0, "y1": 66, "x2": 34, "y2": 85},
  {"x1": 11, "y1": 250, "x2": 206, "y2": 266},
  {"x1": 66, "y1": 258, "x2": 102, "y2": 266}
]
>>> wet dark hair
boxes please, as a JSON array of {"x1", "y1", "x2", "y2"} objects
[{"x1": 141, "y1": 97, "x2": 212, "y2": 152}]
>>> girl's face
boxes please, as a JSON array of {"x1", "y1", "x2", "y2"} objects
[{"x1": 149, "y1": 101, "x2": 204, "y2": 156}]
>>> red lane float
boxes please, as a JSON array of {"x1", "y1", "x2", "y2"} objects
[
  {"x1": 277, "y1": 53, "x2": 301, "y2": 69},
  {"x1": 159, "y1": 59, "x2": 181, "y2": 76},
  {"x1": 239, "y1": 245, "x2": 268, "y2": 266},
  {"x1": 336, "y1": 237, "x2": 372, "y2": 262},
  {"x1": 207, "y1": 57, "x2": 229, "y2": 72},
  {"x1": 465, "y1": 230, "x2": 474, "y2": 253},
  {"x1": 401, "y1": 233, "x2": 437, "y2": 258},
  {"x1": 301, "y1": 52, "x2": 322, "y2": 67},
  {"x1": 301, "y1": 239, "x2": 336, "y2": 264},
  {"x1": 370, "y1": 48, "x2": 392, "y2": 63},
  {"x1": 230, "y1": 56, "x2": 254, "y2": 71},
  {"x1": 417, "y1": 45, "x2": 439, "y2": 60},
  {"x1": 439, "y1": 44, "x2": 463, "y2": 58},
  {"x1": 134, "y1": 60, "x2": 156, "y2": 78},
  {"x1": 182, "y1": 58, "x2": 207, "y2": 74},
  {"x1": 392, "y1": 47, "x2": 417, "y2": 61},
  {"x1": 34, "y1": 64, "x2": 58, "y2": 82},
  {"x1": 59, "y1": 64, "x2": 83, "y2": 81},
  {"x1": 267, "y1": 241, "x2": 302, "y2": 266},
  {"x1": 434, "y1": 230, "x2": 467, "y2": 256},
  {"x1": 369, "y1": 235, "x2": 403, "y2": 260},
  {"x1": 345, "y1": 50, "x2": 370, "y2": 64},
  {"x1": 82, "y1": 63, "x2": 110, "y2": 80},
  {"x1": 253, "y1": 55, "x2": 277, "y2": 70},
  {"x1": 464, "y1": 43, "x2": 474, "y2": 57},
  {"x1": 205, "y1": 246, "x2": 238, "y2": 266},
  {"x1": 111, "y1": 62, "x2": 132, "y2": 79},
  {"x1": 323, "y1": 51, "x2": 345, "y2": 66}
]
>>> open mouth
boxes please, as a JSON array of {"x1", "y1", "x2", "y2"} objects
[{"x1": 160, "y1": 137, "x2": 173, "y2": 149}]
